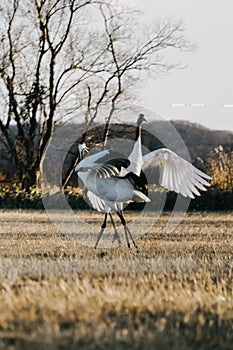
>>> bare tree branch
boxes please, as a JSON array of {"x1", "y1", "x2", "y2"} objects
[{"x1": 0, "y1": 0, "x2": 192, "y2": 190}]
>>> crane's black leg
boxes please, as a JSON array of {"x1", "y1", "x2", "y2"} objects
[
  {"x1": 94, "y1": 213, "x2": 108, "y2": 249},
  {"x1": 116, "y1": 211, "x2": 138, "y2": 249},
  {"x1": 109, "y1": 213, "x2": 121, "y2": 245},
  {"x1": 125, "y1": 225, "x2": 138, "y2": 249}
]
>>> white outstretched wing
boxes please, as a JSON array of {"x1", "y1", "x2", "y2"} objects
[
  {"x1": 142, "y1": 148, "x2": 212, "y2": 199},
  {"x1": 75, "y1": 149, "x2": 129, "y2": 178},
  {"x1": 75, "y1": 150, "x2": 110, "y2": 172}
]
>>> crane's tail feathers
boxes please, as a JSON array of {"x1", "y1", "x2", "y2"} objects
[
  {"x1": 86, "y1": 191, "x2": 105, "y2": 212},
  {"x1": 132, "y1": 190, "x2": 150, "y2": 203}
]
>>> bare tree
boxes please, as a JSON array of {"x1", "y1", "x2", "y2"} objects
[{"x1": 0, "y1": 0, "x2": 191, "y2": 191}]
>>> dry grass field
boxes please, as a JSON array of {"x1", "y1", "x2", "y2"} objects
[{"x1": 0, "y1": 211, "x2": 232, "y2": 350}]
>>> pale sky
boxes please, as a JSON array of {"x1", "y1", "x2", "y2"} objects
[{"x1": 126, "y1": 0, "x2": 233, "y2": 132}]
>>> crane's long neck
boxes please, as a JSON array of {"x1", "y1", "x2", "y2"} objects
[
  {"x1": 127, "y1": 122, "x2": 143, "y2": 176},
  {"x1": 135, "y1": 122, "x2": 142, "y2": 141}
]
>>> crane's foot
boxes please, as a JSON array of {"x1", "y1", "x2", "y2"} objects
[{"x1": 126, "y1": 225, "x2": 138, "y2": 249}]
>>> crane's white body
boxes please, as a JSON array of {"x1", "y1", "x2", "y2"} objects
[
  {"x1": 76, "y1": 146, "x2": 149, "y2": 213},
  {"x1": 85, "y1": 176, "x2": 149, "y2": 212}
]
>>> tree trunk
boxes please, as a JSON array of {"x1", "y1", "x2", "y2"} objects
[{"x1": 20, "y1": 165, "x2": 40, "y2": 192}]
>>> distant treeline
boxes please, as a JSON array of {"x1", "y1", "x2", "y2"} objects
[
  {"x1": 0, "y1": 120, "x2": 232, "y2": 211},
  {"x1": 0, "y1": 185, "x2": 232, "y2": 212}
]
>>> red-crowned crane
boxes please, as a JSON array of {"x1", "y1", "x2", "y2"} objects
[{"x1": 75, "y1": 114, "x2": 212, "y2": 248}]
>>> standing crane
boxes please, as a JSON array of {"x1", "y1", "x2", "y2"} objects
[{"x1": 75, "y1": 115, "x2": 212, "y2": 248}]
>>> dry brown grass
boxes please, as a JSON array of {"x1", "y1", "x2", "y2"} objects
[{"x1": 0, "y1": 211, "x2": 232, "y2": 350}]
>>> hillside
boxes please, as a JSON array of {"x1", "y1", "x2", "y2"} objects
[
  {"x1": 171, "y1": 120, "x2": 233, "y2": 160},
  {"x1": 0, "y1": 120, "x2": 233, "y2": 184}
]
